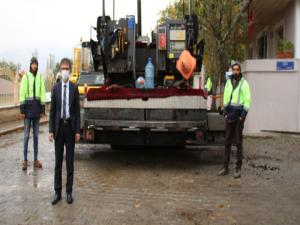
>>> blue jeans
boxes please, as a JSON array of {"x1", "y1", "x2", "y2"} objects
[{"x1": 23, "y1": 118, "x2": 40, "y2": 161}]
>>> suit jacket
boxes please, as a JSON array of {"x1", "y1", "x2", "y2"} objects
[{"x1": 49, "y1": 81, "x2": 80, "y2": 138}]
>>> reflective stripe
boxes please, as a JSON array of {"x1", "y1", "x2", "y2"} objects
[
  {"x1": 26, "y1": 74, "x2": 29, "y2": 98},
  {"x1": 237, "y1": 79, "x2": 245, "y2": 104},
  {"x1": 26, "y1": 97, "x2": 41, "y2": 101},
  {"x1": 40, "y1": 75, "x2": 42, "y2": 100},
  {"x1": 244, "y1": 106, "x2": 250, "y2": 111},
  {"x1": 24, "y1": 73, "x2": 44, "y2": 100},
  {"x1": 224, "y1": 77, "x2": 251, "y2": 112},
  {"x1": 230, "y1": 103, "x2": 243, "y2": 107},
  {"x1": 228, "y1": 78, "x2": 244, "y2": 106}
]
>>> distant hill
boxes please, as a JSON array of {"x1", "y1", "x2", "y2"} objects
[{"x1": 0, "y1": 46, "x2": 72, "y2": 74}]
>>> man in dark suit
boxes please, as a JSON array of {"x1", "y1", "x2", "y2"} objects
[{"x1": 49, "y1": 58, "x2": 80, "y2": 205}]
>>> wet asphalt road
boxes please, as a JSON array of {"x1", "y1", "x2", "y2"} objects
[{"x1": 0, "y1": 124, "x2": 299, "y2": 225}]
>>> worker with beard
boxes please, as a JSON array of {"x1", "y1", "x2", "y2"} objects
[
  {"x1": 19, "y1": 57, "x2": 46, "y2": 170},
  {"x1": 218, "y1": 63, "x2": 251, "y2": 178}
]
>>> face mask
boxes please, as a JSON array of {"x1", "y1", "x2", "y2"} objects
[{"x1": 61, "y1": 70, "x2": 70, "y2": 82}]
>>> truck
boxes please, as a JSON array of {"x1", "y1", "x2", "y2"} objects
[
  {"x1": 80, "y1": 0, "x2": 225, "y2": 148},
  {"x1": 70, "y1": 42, "x2": 93, "y2": 84}
]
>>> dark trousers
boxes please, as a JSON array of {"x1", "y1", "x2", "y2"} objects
[
  {"x1": 23, "y1": 118, "x2": 40, "y2": 161},
  {"x1": 54, "y1": 120, "x2": 75, "y2": 195},
  {"x1": 224, "y1": 119, "x2": 244, "y2": 169}
]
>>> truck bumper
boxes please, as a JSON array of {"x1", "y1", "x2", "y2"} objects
[
  {"x1": 84, "y1": 126, "x2": 203, "y2": 146},
  {"x1": 82, "y1": 108, "x2": 225, "y2": 146}
]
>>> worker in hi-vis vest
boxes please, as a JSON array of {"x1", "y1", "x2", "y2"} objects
[
  {"x1": 19, "y1": 57, "x2": 46, "y2": 170},
  {"x1": 205, "y1": 75, "x2": 213, "y2": 110},
  {"x1": 218, "y1": 63, "x2": 251, "y2": 179}
]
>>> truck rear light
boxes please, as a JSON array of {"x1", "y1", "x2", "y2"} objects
[
  {"x1": 84, "y1": 84, "x2": 88, "y2": 95},
  {"x1": 196, "y1": 131, "x2": 204, "y2": 139},
  {"x1": 85, "y1": 129, "x2": 94, "y2": 141}
]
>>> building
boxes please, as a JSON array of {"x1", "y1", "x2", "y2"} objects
[
  {"x1": 243, "y1": 0, "x2": 300, "y2": 133},
  {"x1": 46, "y1": 54, "x2": 55, "y2": 73},
  {"x1": 247, "y1": 0, "x2": 300, "y2": 59}
]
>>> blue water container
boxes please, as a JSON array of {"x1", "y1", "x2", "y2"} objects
[
  {"x1": 145, "y1": 57, "x2": 154, "y2": 89},
  {"x1": 127, "y1": 15, "x2": 135, "y2": 29}
]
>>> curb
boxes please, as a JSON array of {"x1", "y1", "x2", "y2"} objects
[
  {"x1": 243, "y1": 132, "x2": 279, "y2": 139},
  {"x1": 0, "y1": 120, "x2": 48, "y2": 136}
]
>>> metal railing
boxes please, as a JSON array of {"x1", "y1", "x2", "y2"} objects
[
  {"x1": 0, "y1": 94, "x2": 15, "y2": 107},
  {"x1": 0, "y1": 67, "x2": 15, "y2": 81},
  {"x1": 0, "y1": 67, "x2": 56, "y2": 108},
  {"x1": 0, "y1": 67, "x2": 19, "y2": 107}
]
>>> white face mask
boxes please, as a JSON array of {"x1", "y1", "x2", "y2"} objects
[{"x1": 61, "y1": 70, "x2": 70, "y2": 82}]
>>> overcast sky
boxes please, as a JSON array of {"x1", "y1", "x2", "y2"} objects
[{"x1": 0, "y1": 0, "x2": 174, "y2": 52}]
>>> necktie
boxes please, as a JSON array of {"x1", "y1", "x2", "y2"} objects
[{"x1": 63, "y1": 84, "x2": 66, "y2": 120}]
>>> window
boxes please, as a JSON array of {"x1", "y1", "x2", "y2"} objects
[{"x1": 258, "y1": 34, "x2": 268, "y2": 59}]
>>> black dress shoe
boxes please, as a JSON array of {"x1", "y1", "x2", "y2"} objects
[
  {"x1": 52, "y1": 194, "x2": 62, "y2": 205},
  {"x1": 66, "y1": 193, "x2": 73, "y2": 204}
]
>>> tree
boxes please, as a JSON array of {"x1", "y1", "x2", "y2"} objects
[
  {"x1": 0, "y1": 60, "x2": 21, "y2": 81},
  {"x1": 0, "y1": 60, "x2": 20, "y2": 72},
  {"x1": 159, "y1": 0, "x2": 251, "y2": 93},
  {"x1": 53, "y1": 62, "x2": 60, "y2": 77}
]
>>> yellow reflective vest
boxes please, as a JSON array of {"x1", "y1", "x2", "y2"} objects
[
  {"x1": 205, "y1": 77, "x2": 213, "y2": 95},
  {"x1": 19, "y1": 72, "x2": 46, "y2": 118},
  {"x1": 223, "y1": 76, "x2": 251, "y2": 122}
]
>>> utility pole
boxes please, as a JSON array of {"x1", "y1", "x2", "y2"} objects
[{"x1": 113, "y1": 0, "x2": 115, "y2": 20}]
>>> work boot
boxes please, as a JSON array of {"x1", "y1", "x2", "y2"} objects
[
  {"x1": 217, "y1": 167, "x2": 229, "y2": 176},
  {"x1": 34, "y1": 160, "x2": 42, "y2": 169},
  {"x1": 234, "y1": 169, "x2": 241, "y2": 179},
  {"x1": 22, "y1": 160, "x2": 28, "y2": 171}
]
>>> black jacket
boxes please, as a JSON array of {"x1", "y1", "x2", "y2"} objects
[{"x1": 49, "y1": 81, "x2": 80, "y2": 138}]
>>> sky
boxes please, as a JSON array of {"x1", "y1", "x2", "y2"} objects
[{"x1": 0, "y1": 0, "x2": 174, "y2": 71}]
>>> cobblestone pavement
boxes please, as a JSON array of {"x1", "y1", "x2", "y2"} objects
[{"x1": 0, "y1": 125, "x2": 299, "y2": 225}]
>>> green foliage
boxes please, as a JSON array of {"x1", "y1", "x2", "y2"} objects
[
  {"x1": 0, "y1": 60, "x2": 20, "y2": 72},
  {"x1": 277, "y1": 38, "x2": 294, "y2": 52},
  {"x1": 53, "y1": 62, "x2": 60, "y2": 76},
  {"x1": 158, "y1": 1, "x2": 186, "y2": 23},
  {"x1": 159, "y1": 0, "x2": 250, "y2": 87}
]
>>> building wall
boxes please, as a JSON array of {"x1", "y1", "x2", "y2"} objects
[
  {"x1": 295, "y1": 0, "x2": 300, "y2": 58},
  {"x1": 249, "y1": 1, "x2": 296, "y2": 59},
  {"x1": 242, "y1": 59, "x2": 300, "y2": 133}
]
